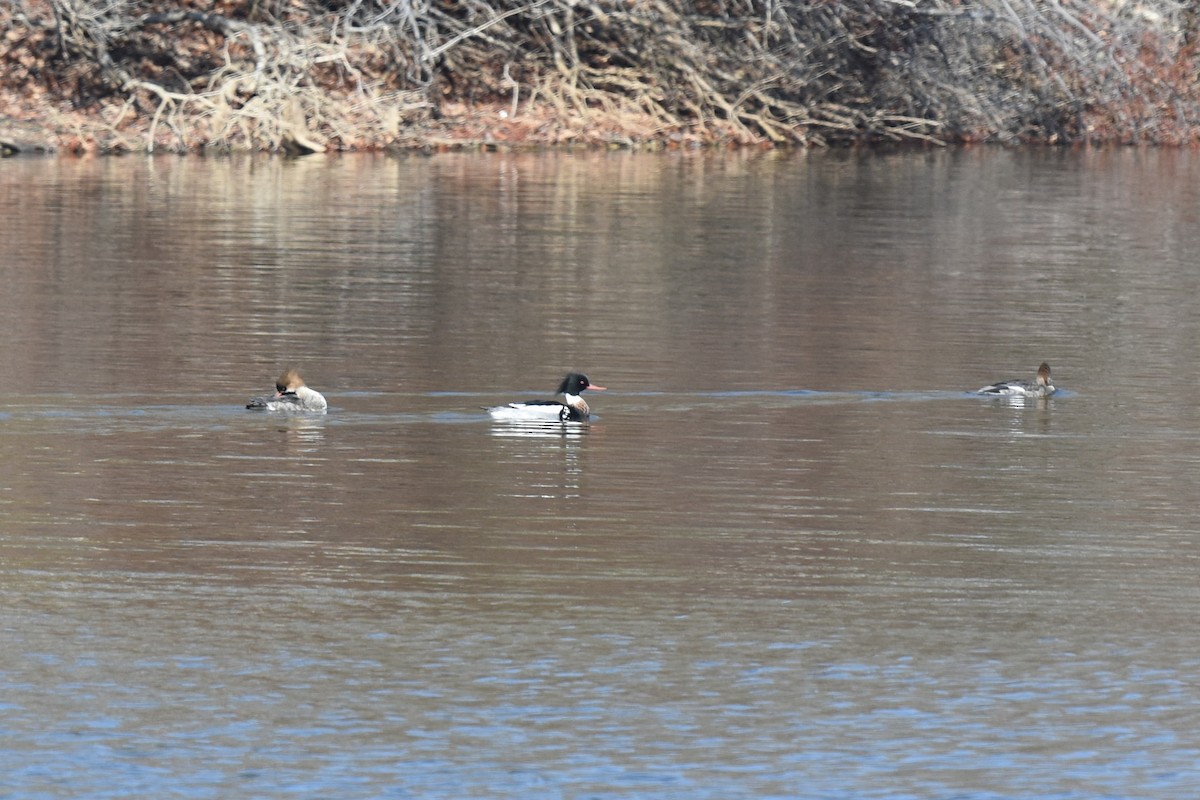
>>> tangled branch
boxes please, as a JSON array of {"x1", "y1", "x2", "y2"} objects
[{"x1": 2, "y1": 0, "x2": 1197, "y2": 150}]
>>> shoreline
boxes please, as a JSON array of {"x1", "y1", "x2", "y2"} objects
[
  {"x1": 5, "y1": 1, "x2": 1200, "y2": 156},
  {"x1": 0, "y1": 95, "x2": 839, "y2": 157},
  {"x1": 1, "y1": 103, "x2": 1179, "y2": 158}
]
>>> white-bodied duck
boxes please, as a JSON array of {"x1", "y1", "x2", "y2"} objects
[
  {"x1": 247, "y1": 369, "x2": 328, "y2": 412},
  {"x1": 487, "y1": 372, "x2": 606, "y2": 422}
]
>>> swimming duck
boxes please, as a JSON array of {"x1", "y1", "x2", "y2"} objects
[
  {"x1": 976, "y1": 362, "x2": 1056, "y2": 398},
  {"x1": 486, "y1": 372, "x2": 606, "y2": 422},
  {"x1": 247, "y1": 369, "x2": 328, "y2": 412}
]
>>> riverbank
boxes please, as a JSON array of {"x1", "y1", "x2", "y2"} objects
[{"x1": 3, "y1": 0, "x2": 1199, "y2": 154}]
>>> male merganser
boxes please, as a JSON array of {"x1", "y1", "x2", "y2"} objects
[
  {"x1": 246, "y1": 369, "x2": 328, "y2": 412},
  {"x1": 975, "y1": 362, "x2": 1056, "y2": 398},
  {"x1": 487, "y1": 372, "x2": 607, "y2": 422}
]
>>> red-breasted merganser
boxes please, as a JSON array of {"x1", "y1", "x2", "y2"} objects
[
  {"x1": 975, "y1": 362, "x2": 1056, "y2": 398},
  {"x1": 487, "y1": 372, "x2": 607, "y2": 422},
  {"x1": 247, "y1": 369, "x2": 328, "y2": 412}
]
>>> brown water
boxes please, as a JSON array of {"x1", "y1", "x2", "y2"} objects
[{"x1": 3, "y1": 149, "x2": 1200, "y2": 798}]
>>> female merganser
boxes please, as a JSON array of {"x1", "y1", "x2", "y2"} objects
[
  {"x1": 487, "y1": 372, "x2": 607, "y2": 422},
  {"x1": 247, "y1": 369, "x2": 328, "y2": 412},
  {"x1": 975, "y1": 362, "x2": 1056, "y2": 398}
]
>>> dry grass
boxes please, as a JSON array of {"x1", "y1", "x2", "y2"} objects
[{"x1": 1, "y1": 0, "x2": 1199, "y2": 152}]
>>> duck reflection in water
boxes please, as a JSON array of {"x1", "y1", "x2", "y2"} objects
[{"x1": 280, "y1": 414, "x2": 327, "y2": 453}]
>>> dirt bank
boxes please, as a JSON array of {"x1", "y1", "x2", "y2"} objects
[{"x1": 3, "y1": 0, "x2": 1199, "y2": 154}]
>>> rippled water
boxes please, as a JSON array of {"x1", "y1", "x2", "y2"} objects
[{"x1": 3, "y1": 149, "x2": 1200, "y2": 798}]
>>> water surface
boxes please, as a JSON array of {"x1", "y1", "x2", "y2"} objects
[{"x1": 2, "y1": 149, "x2": 1200, "y2": 798}]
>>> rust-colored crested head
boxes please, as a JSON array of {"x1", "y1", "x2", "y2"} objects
[
  {"x1": 275, "y1": 368, "x2": 305, "y2": 394},
  {"x1": 1036, "y1": 362, "x2": 1052, "y2": 386}
]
